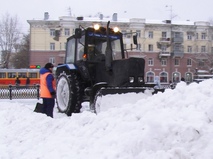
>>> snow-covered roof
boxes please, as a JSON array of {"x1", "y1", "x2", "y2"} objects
[{"x1": 29, "y1": 15, "x2": 211, "y2": 27}]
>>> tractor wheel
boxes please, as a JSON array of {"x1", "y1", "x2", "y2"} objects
[
  {"x1": 56, "y1": 73, "x2": 82, "y2": 116},
  {"x1": 93, "y1": 90, "x2": 102, "y2": 114}
]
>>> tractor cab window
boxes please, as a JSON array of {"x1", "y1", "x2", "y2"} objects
[
  {"x1": 86, "y1": 34, "x2": 123, "y2": 61},
  {"x1": 77, "y1": 35, "x2": 85, "y2": 61},
  {"x1": 65, "y1": 38, "x2": 75, "y2": 63},
  {"x1": 111, "y1": 40, "x2": 122, "y2": 60},
  {"x1": 87, "y1": 43, "x2": 105, "y2": 61}
]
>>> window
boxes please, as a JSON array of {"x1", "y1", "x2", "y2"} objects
[
  {"x1": 77, "y1": 36, "x2": 85, "y2": 61},
  {"x1": 161, "y1": 45, "x2": 167, "y2": 51},
  {"x1": 148, "y1": 58, "x2": 154, "y2": 66},
  {"x1": 162, "y1": 32, "x2": 167, "y2": 38},
  {"x1": 0, "y1": 73, "x2": 6, "y2": 78},
  {"x1": 18, "y1": 73, "x2": 27, "y2": 78},
  {"x1": 126, "y1": 30, "x2": 132, "y2": 38},
  {"x1": 8, "y1": 72, "x2": 16, "y2": 78},
  {"x1": 185, "y1": 72, "x2": 193, "y2": 82},
  {"x1": 198, "y1": 60, "x2": 204, "y2": 67},
  {"x1": 49, "y1": 57, "x2": 55, "y2": 64},
  {"x1": 122, "y1": 30, "x2": 127, "y2": 38},
  {"x1": 29, "y1": 73, "x2": 37, "y2": 78},
  {"x1": 187, "y1": 46, "x2": 192, "y2": 53},
  {"x1": 136, "y1": 43, "x2": 141, "y2": 50},
  {"x1": 64, "y1": 28, "x2": 70, "y2": 36},
  {"x1": 146, "y1": 72, "x2": 154, "y2": 82},
  {"x1": 136, "y1": 30, "x2": 141, "y2": 37},
  {"x1": 196, "y1": 33, "x2": 199, "y2": 39},
  {"x1": 174, "y1": 58, "x2": 180, "y2": 66},
  {"x1": 173, "y1": 72, "x2": 180, "y2": 82},
  {"x1": 161, "y1": 59, "x2": 167, "y2": 66},
  {"x1": 187, "y1": 58, "x2": 192, "y2": 66},
  {"x1": 50, "y1": 43, "x2": 55, "y2": 50},
  {"x1": 160, "y1": 72, "x2": 168, "y2": 83},
  {"x1": 201, "y1": 46, "x2": 206, "y2": 53},
  {"x1": 201, "y1": 33, "x2": 206, "y2": 40},
  {"x1": 50, "y1": 29, "x2": 55, "y2": 36},
  {"x1": 174, "y1": 32, "x2": 181, "y2": 38},
  {"x1": 187, "y1": 34, "x2": 192, "y2": 40},
  {"x1": 174, "y1": 44, "x2": 182, "y2": 52},
  {"x1": 66, "y1": 38, "x2": 76, "y2": 63},
  {"x1": 148, "y1": 31, "x2": 153, "y2": 38},
  {"x1": 148, "y1": 44, "x2": 153, "y2": 51}
]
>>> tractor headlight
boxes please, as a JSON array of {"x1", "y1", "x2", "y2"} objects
[
  {"x1": 129, "y1": 77, "x2": 134, "y2": 83},
  {"x1": 113, "y1": 27, "x2": 119, "y2": 33},
  {"x1": 94, "y1": 24, "x2": 100, "y2": 30},
  {"x1": 138, "y1": 77, "x2": 144, "y2": 83}
]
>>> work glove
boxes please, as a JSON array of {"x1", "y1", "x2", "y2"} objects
[{"x1": 50, "y1": 91, "x2": 56, "y2": 98}]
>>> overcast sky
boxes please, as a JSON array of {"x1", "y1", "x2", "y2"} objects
[{"x1": 1, "y1": 0, "x2": 213, "y2": 33}]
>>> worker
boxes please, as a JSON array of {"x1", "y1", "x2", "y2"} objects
[{"x1": 39, "y1": 63, "x2": 56, "y2": 118}]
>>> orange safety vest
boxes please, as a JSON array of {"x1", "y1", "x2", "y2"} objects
[{"x1": 40, "y1": 72, "x2": 56, "y2": 98}]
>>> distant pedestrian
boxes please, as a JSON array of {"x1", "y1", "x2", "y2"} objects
[
  {"x1": 39, "y1": 63, "x2": 56, "y2": 118},
  {"x1": 181, "y1": 77, "x2": 185, "y2": 82},
  {"x1": 15, "y1": 77, "x2": 21, "y2": 86},
  {"x1": 154, "y1": 76, "x2": 161, "y2": 89},
  {"x1": 169, "y1": 80, "x2": 175, "y2": 89},
  {"x1": 26, "y1": 77, "x2": 30, "y2": 87}
]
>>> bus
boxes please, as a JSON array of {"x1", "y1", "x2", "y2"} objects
[{"x1": 0, "y1": 69, "x2": 40, "y2": 86}]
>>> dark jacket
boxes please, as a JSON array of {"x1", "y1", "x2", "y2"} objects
[
  {"x1": 26, "y1": 78, "x2": 30, "y2": 85},
  {"x1": 15, "y1": 78, "x2": 21, "y2": 85}
]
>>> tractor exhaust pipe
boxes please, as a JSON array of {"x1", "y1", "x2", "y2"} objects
[{"x1": 105, "y1": 21, "x2": 113, "y2": 71}]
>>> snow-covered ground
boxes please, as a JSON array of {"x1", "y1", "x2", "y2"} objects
[{"x1": 1, "y1": 80, "x2": 213, "y2": 159}]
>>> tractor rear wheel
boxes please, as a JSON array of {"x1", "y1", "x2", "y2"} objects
[{"x1": 56, "y1": 73, "x2": 82, "y2": 116}]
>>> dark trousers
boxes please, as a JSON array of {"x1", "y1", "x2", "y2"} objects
[{"x1": 42, "y1": 98, "x2": 55, "y2": 118}]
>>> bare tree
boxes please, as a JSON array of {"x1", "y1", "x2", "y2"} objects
[
  {"x1": 11, "y1": 34, "x2": 30, "y2": 68},
  {"x1": 0, "y1": 13, "x2": 21, "y2": 68}
]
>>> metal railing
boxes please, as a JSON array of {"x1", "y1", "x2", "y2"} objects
[
  {"x1": 0, "y1": 84, "x2": 40, "y2": 100},
  {"x1": 0, "y1": 84, "x2": 174, "y2": 100}
]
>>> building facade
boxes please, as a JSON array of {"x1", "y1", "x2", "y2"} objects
[{"x1": 27, "y1": 13, "x2": 213, "y2": 84}]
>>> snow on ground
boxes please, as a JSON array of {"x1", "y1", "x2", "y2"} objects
[{"x1": 1, "y1": 80, "x2": 213, "y2": 159}]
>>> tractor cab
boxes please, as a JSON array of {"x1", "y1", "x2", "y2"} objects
[{"x1": 64, "y1": 24, "x2": 124, "y2": 64}]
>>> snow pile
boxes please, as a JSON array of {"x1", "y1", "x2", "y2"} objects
[{"x1": 1, "y1": 80, "x2": 213, "y2": 158}]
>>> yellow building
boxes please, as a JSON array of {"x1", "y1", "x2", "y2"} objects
[{"x1": 27, "y1": 12, "x2": 213, "y2": 84}]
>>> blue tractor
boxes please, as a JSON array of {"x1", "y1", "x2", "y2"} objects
[{"x1": 55, "y1": 21, "x2": 161, "y2": 116}]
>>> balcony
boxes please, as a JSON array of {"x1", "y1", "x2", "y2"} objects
[
  {"x1": 159, "y1": 51, "x2": 171, "y2": 58},
  {"x1": 157, "y1": 38, "x2": 171, "y2": 49},
  {"x1": 157, "y1": 42, "x2": 171, "y2": 49},
  {"x1": 172, "y1": 37, "x2": 183, "y2": 43},
  {"x1": 171, "y1": 50, "x2": 184, "y2": 57},
  {"x1": 160, "y1": 37, "x2": 171, "y2": 42}
]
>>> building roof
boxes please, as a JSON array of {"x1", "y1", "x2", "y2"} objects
[{"x1": 28, "y1": 13, "x2": 211, "y2": 27}]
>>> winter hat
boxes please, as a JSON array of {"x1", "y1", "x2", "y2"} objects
[{"x1": 44, "y1": 63, "x2": 54, "y2": 69}]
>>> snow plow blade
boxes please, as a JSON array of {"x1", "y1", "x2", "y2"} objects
[
  {"x1": 98, "y1": 86, "x2": 165, "y2": 96},
  {"x1": 92, "y1": 86, "x2": 165, "y2": 114},
  {"x1": 100, "y1": 87, "x2": 146, "y2": 95}
]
